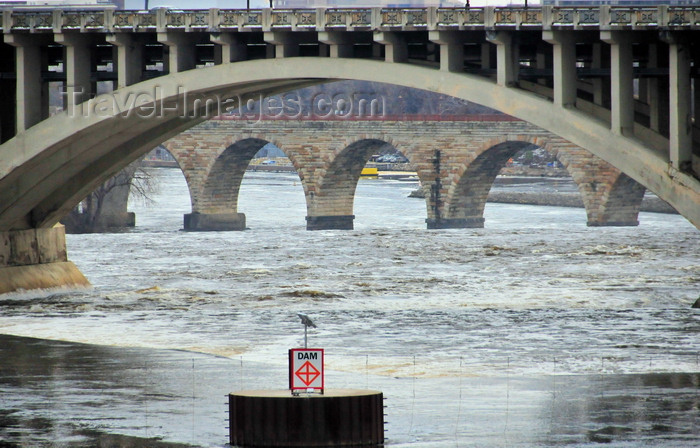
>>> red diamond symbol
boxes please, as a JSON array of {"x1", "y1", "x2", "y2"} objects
[{"x1": 295, "y1": 361, "x2": 320, "y2": 386}]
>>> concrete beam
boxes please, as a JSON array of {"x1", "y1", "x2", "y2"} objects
[
  {"x1": 374, "y1": 32, "x2": 407, "y2": 64},
  {"x1": 601, "y1": 31, "x2": 634, "y2": 136},
  {"x1": 54, "y1": 33, "x2": 95, "y2": 114},
  {"x1": 210, "y1": 33, "x2": 248, "y2": 63},
  {"x1": 106, "y1": 33, "x2": 143, "y2": 88},
  {"x1": 486, "y1": 31, "x2": 517, "y2": 87},
  {"x1": 3, "y1": 34, "x2": 51, "y2": 132},
  {"x1": 591, "y1": 44, "x2": 605, "y2": 107},
  {"x1": 429, "y1": 31, "x2": 464, "y2": 73},
  {"x1": 264, "y1": 31, "x2": 300, "y2": 59},
  {"x1": 543, "y1": 31, "x2": 576, "y2": 108},
  {"x1": 318, "y1": 31, "x2": 354, "y2": 58},
  {"x1": 667, "y1": 38, "x2": 693, "y2": 172},
  {"x1": 158, "y1": 31, "x2": 197, "y2": 73}
]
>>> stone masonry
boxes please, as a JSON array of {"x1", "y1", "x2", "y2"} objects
[{"x1": 162, "y1": 117, "x2": 648, "y2": 230}]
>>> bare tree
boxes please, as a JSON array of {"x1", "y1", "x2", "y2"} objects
[{"x1": 63, "y1": 158, "x2": 157, "y2": 233}]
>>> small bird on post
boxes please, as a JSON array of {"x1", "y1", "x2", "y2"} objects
[{"x1": 298, "y1": 313, "x2": 316, "y2": 348}]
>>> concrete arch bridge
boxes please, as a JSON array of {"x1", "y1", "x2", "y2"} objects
[
  {"x1": 161, "y1": 115, "x2": 650, "y2": 231},
  {"x1": 0, "y1": 6, "x2": 698, "y2": 292}
]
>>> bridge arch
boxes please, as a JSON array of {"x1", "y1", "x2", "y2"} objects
[
  {"x1": 165, "y1": 135, "x2": 307, "y2": 231},
  {"x1": 595, "y1": 173, "x2": 647, "y2": 227},
  {"x1": 308, "y1": 136, "x2": 430, "y2": 230},
  {"x1": 443, "y1": 136, "x2": 649, "y2": 227},
  {"x1": 444, "y1": 140, "x2": 536, "y2": 228},
  {"x1": 0, "y1": 57, "x2": 697, "y2": 232}
]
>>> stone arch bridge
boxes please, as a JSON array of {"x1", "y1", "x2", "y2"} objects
[
  {"x1": 162, "y1": 115, "x2": 648, "y2": 231},
  {"x1": 0, "y1": 5, "x2": 698, "y2": 292}
]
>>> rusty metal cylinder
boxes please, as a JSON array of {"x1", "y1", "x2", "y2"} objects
[{"x1": 229, "y1": 389, "x2": 384, "y2": 447}]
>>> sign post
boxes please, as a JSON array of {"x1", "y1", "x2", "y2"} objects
[{"x1": 289, "y1": 348, "x2": 324, "y2": 394}]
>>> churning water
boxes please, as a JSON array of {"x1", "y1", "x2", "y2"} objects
[{"x1": 1, "y1": 169, "x2": 698, "y2": 447}]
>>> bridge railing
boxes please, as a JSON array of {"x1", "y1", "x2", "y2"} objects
[
  {"x1": 212, "y1": 113, "x2": 521, "y2": 122},
  {"x1": 2, "y1": 6, "x2": 699, "y2": 34}
]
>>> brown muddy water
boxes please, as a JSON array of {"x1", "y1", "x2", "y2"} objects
[{"x1": 0, "y1": 170, "x2": 698, "y2": 447}]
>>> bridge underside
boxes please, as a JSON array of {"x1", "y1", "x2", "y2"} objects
[
  {"x1": 1, "y1": 58, "x2": 696, "y2": 232},
  {"x1": 0, "y1": 10, "x2": 699, "y2": 291}
]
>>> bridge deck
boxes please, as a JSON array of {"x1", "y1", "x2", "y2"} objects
[{"x1": 2, "y1": 6, "x2": 700, "y2": 33}]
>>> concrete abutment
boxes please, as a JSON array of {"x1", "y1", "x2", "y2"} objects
[{"x1": 0, "y1": 225, "x2": 89, "y2": 294}]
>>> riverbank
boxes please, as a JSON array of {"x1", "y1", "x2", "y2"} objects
[{"x1": 409, "y1": 188, "x2": 678, "y2": 214}]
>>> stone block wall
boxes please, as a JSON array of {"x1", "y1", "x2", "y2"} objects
[{"x1": 162, "y1": 118, "x2": 649, "y2": 229}]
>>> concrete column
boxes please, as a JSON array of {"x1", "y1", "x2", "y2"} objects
[
  {"x1": 374, "y1": 32, "x2": 407, "y2": 63},
  {"x1": 318, "y1": 31, "x2": 354, "y2": 58},
  {"x1": 591, "y1": 43, "x2": 603, "y2": 106},
  {"x1": 695, "y1": 45, "x2": 700, "y2": 139},
  {"x1": 429, "y1": 31, "x2": 464, "y2": 73},
  {"x1": 54, "y1": 34, "x2": 94, "y2": 114},
  {"x1": 106, "y1": 33, "x2": 143, "y2": 88},
  {"x1": 480, "y1": 42, "x2": 492, "y2": 70},
  {"x1": 646, "y1": 44, "x2": 661, "y2": 131},
  {"x1": 486, "y1": 31, "x2": 517, "y2": 87},
  {"x1": 668, "y1": 40, "x2": 692, "y2": 171},
  {"x1": 601, "y1": 31, "x2": 634, "y2": 136},
  {"x1": 694, "y1": 46, "x2": 700, "y2": 131},
  {"x1": 210, "y1": 33, "x2": 247, "y2": 63},
  {"x1": 0, "y1": 43, "x2": 15, "y2": 143},
  {"x1": 543, "y1": 31, "x2": 576, "y2": 107},
  {"x1": 4, "y1": 34, "x2": 47, "y2": 132},
  {"x1": 264, "y1": 31, "x2": 301, "y2": 58},
  {"x1": 535, "y1": 42, "x2": 549, "y2": 86},
  {"x1": 158, "y1": 32, "x2": 197, "y2": 73}
]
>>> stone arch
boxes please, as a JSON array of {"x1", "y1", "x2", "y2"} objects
[
  {"x1": 0, "y1": 57, "x2": 697, "y2": 231},
  {"x1": 168, "y1": 134, "x2": 307, "y2": 231},
  {"x1": 155, "y1": 142, "x2": 192, "y2": 200},
  {"x1": 201, "y1": 138, "x2": 269, "y2": 213},
  {"x1": 307, "y1": 136, "x2": 426, "y2": 230},
  {"x1": 185, "y1": 138, "x2": 268, "y2": 230},
  {"x1": 595, "y1": 173, "x2": 648, "y2": 226},
  {"x1": 443, "y1": 140, "x2": 536, "y2": 228},
  {"x1": 551, "y1": 142, "x2": 647, "y2": 226},
  {"x1": 443, "y1": 136, "x2": 651, "y2": 227}
]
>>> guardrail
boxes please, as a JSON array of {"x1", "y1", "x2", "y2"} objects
[{"x1": 2, "y1": 6, "x2": 699, "y2": 33}]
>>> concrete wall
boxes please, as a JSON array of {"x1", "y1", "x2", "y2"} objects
[{"x1": 0, "y1": 225, "x2": 89, "y2": 294}]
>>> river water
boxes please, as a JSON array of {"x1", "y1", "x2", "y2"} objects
[{"x1": 1, "y1": 169, "x2": 698, "y2": 447}]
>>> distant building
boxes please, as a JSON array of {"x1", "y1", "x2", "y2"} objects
[
  {"x1": 0, "y1": 0, "x2": 125, "y2": 8},
  {"x1": 541, "y1": 0, "x2": 700, "y2": 5},
  {"x1": 273, "y1": 0, "x2": 464, "y2": 7}
]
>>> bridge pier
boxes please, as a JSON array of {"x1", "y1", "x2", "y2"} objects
[
  {"x1": 426, "y1": 218, "x2": 484, "y2": 229},
  {"x1": 0, "y1": 225, "x2": 89, "y2": 294},
  {"x1": 587, "y1": 219, "x2": 638, "y2": 227},
  {"x1": 184, "y1": 213, "x2": 246, "y2": 231},
  {"x1": 306, "y1": 215, "x2": 354, "y2": 231}
]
